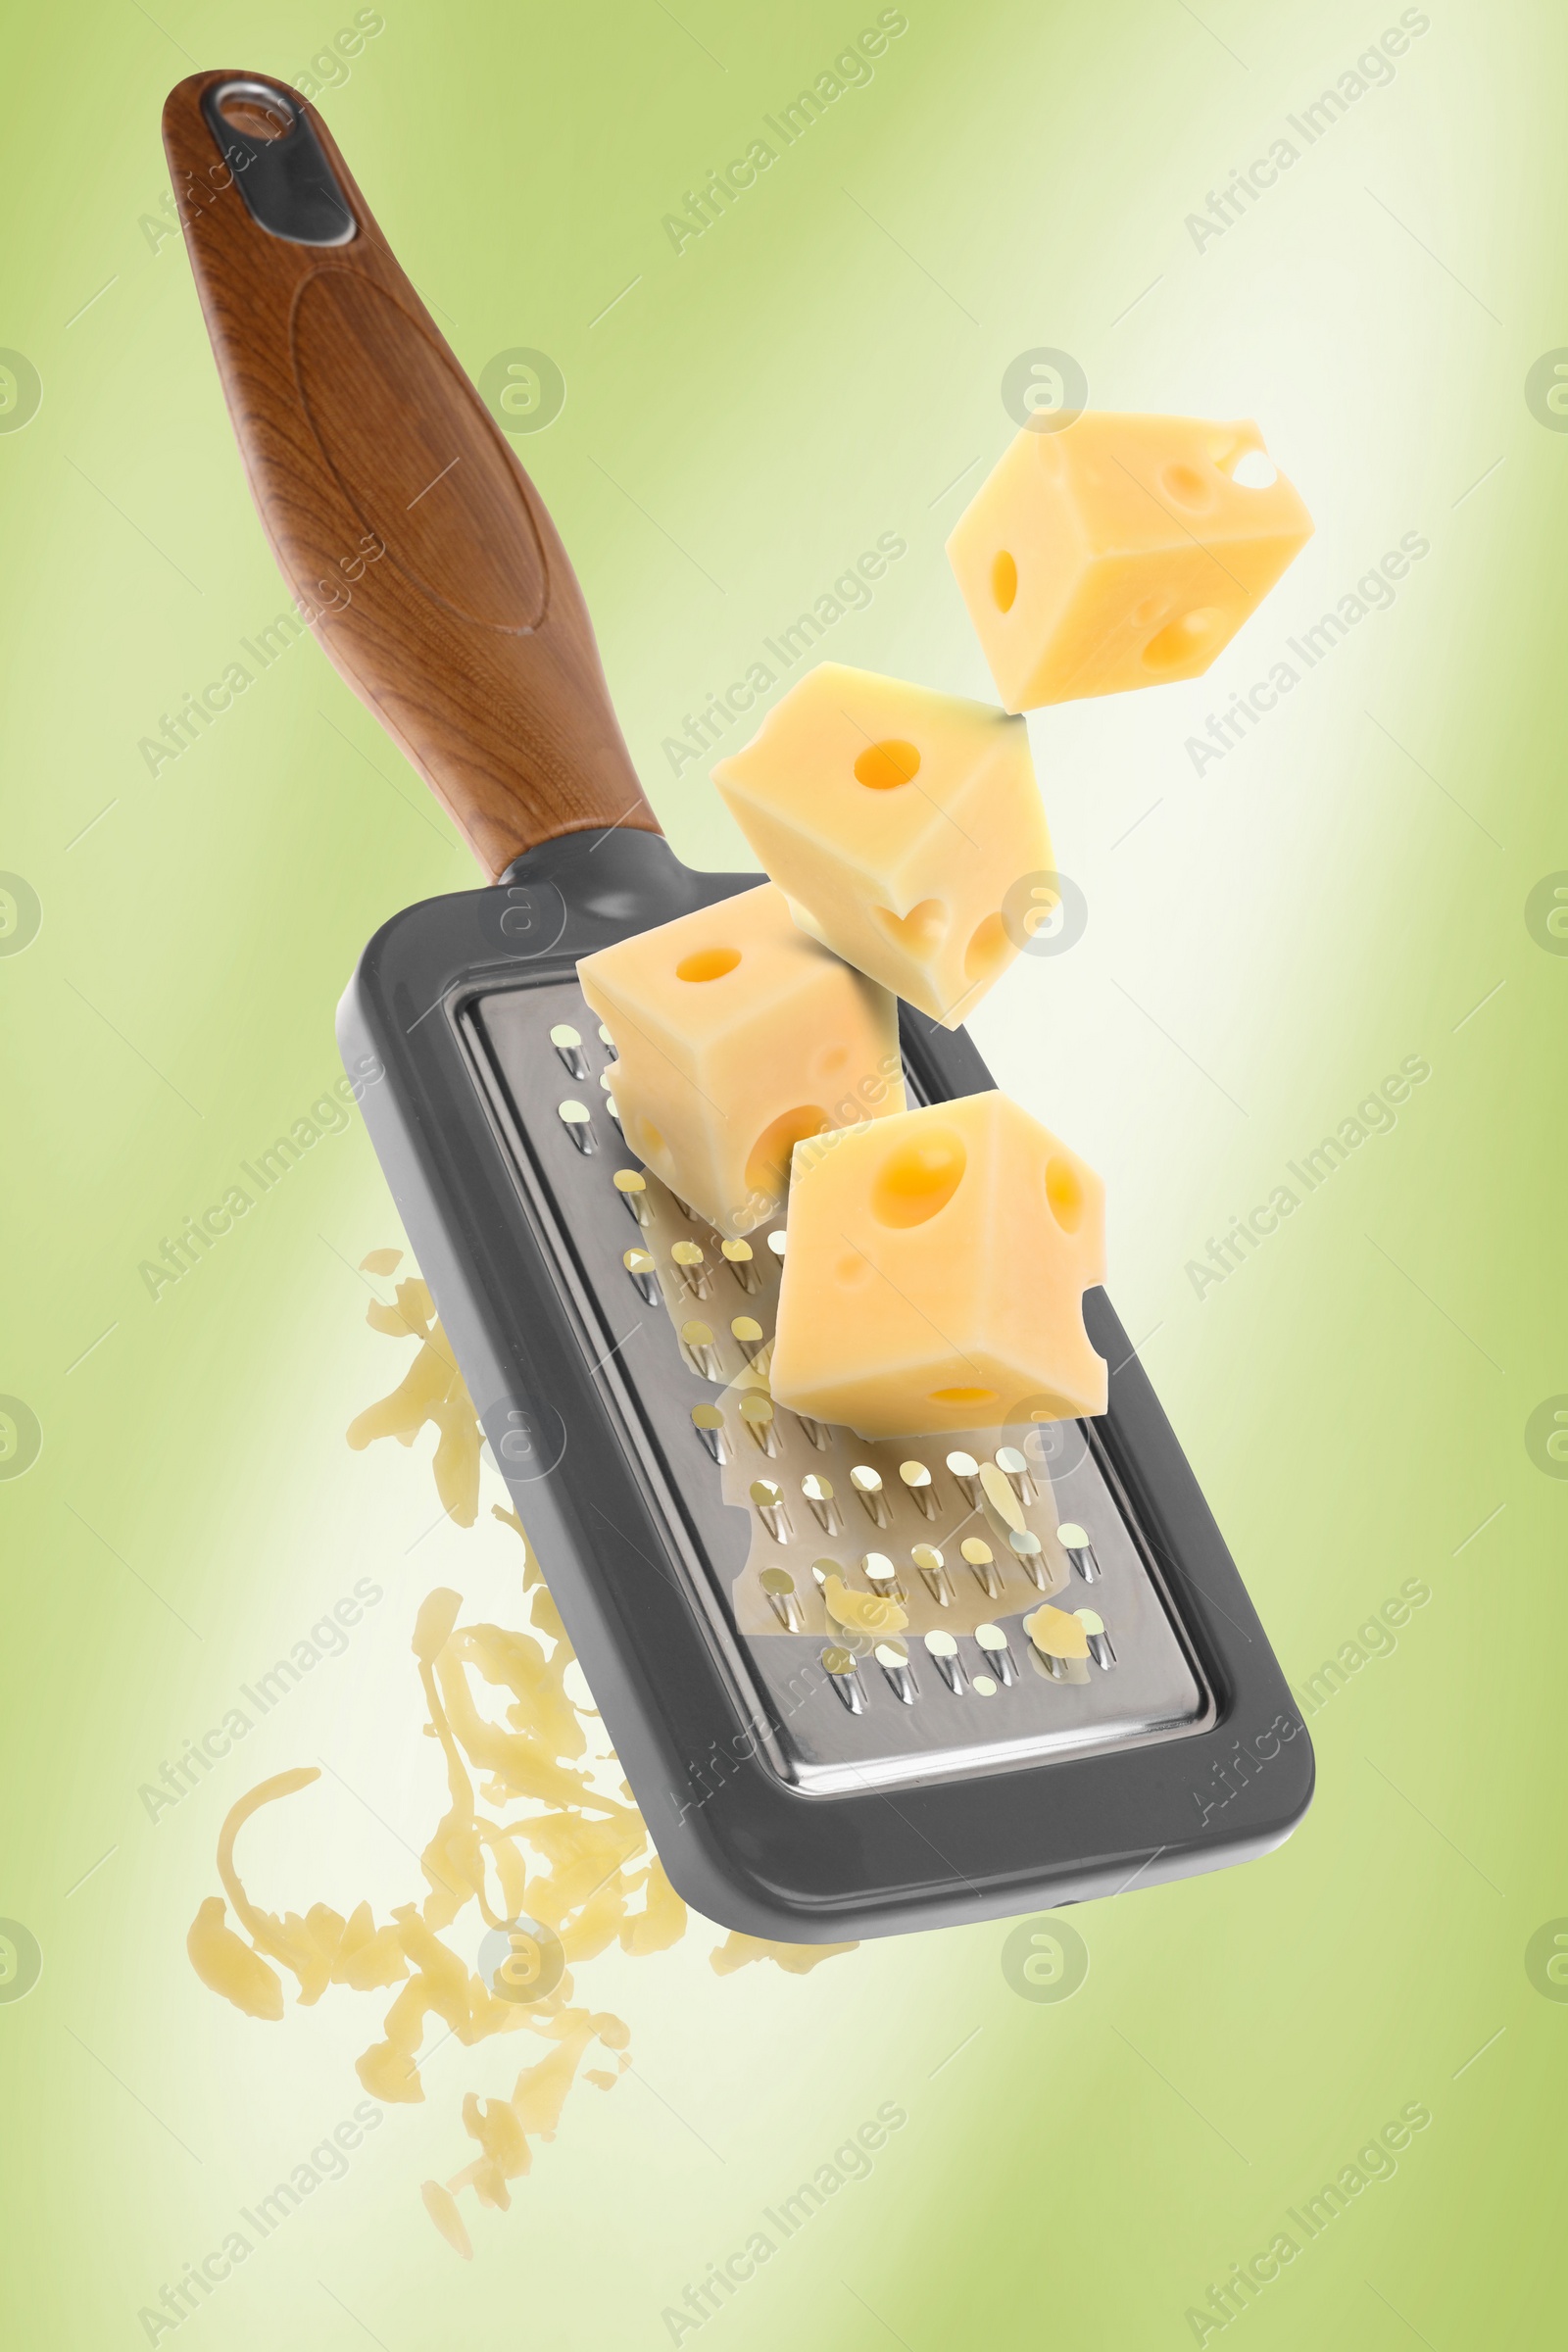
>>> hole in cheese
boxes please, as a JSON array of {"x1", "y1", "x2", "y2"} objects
[
  {"x1": 870, "y1": 898, "x2": 947, "y2": 959},
  {"x1": 675, "y1": 945, "x2": 741, "y2": 983},
  {"x1": 1142, "y1": 607, "x2": 1226, "y2": 671},
  {"x1": 1229, "y1": 448, "x2": 1278, "y2": 488},
  {"x1": 745, "y1": 1104, "x2": 830, "y2": 1200},
  {"x1": 931, "y1": 1385, "x2": 997, "y2": 1404},
  {"x1": 853, "y1": 738, "x2": 921, "y2": 791},
  {"x1": 1045, "y1": 1155, "x2": 1085, "y2": 1232},
  {"x1": 1159, "y1": 460, "x2": 1212, "y2": 509},
  {"x1": 991, "y1": 550, "x2": 1017, "y2": 612},
  {"x1": 962, "y1": 910, "x2": 1009, "y2": 984},
  {"x1": 635, "y1": 1113, "x2": 673, "y2": 1173},
  {"x1": 870, "y1": 1127, "x2": 967, "y2": 1228}
]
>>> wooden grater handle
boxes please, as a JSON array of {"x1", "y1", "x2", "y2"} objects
[{"x1": 161, "y1": 72, "x2": 660, "y2": 878}]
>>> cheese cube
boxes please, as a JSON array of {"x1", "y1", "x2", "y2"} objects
[
  {"x1": 946, "y1": 414, "x2": 1313, "y2": 710},
  {"x1": 577, "y1": 883, "x2": 903, "y2": 1237},
  {"x1": 712, "y1": 664, "x2": 1051, "y2": 1030},
  {"x1": 769, "y1": 1093, "x2": 1106, "y2": 1439}
]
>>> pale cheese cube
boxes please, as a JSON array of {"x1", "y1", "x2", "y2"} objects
[
  {"x1": 769, "y1": 1093, "x2": 1106, "y2": 1439},
  {"x1": 712, "y1": 663, "x2": 1051, "y2": 1030},
  {"x1": 577, "y1": 883, "x2": 903, "y2": 1237},
  {"x1": 947, "y1": 413, "x2": 1313, "y2": 710}
]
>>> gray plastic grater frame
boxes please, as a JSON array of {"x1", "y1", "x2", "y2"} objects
[{"x1": 338, "y1": 827, "x2": 1313, "y2": 1940}]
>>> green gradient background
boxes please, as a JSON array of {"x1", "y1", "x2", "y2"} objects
[{"x1": 2, "y1": 0, "x2": 1564, "y2": 2345}]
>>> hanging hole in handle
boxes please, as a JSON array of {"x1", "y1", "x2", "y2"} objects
[
  {"x1": 199, "y1": 78, "x2": 356, "y2": 248},
  {"x1": 215, "y1": 82, "x2": 298, "y2": 143}
]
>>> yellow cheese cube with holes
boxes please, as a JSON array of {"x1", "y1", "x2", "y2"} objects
[
  {"x1": 711, "y1": 664, "x2": 1051, "y2": 1030},
  {"x1": 946, "y1": 414, "x2": 1313, "y2": 711},
  {"x1": 769, "y1": 1093, "x2": 1106, "y2": 1440},
  {"x1": 577, "y1": 883, "x2": 904, "y2": 1238}
]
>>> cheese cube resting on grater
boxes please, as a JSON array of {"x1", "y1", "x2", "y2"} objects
[
  {"x1": 946, "y1": 414, "x2": 1314, "y2": 711},
  {"x1": 577, "y1": 882, "x2": 903, "y2": 1237},
  {"x1": 769, "y1": 1094, "x2": 1107, "y2": 1440},
  {"x1": 711, "y1": 663, "x2": 1052, "y2": 1030}
]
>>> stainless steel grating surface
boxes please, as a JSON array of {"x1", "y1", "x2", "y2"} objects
[{"x1": 461, "y1": 978, "x2": 1214, "y2": 1795}]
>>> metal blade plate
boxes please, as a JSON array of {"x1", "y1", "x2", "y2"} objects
[{"x1": 461, "y1": 977, "x2": 1212, "y2": 1796}]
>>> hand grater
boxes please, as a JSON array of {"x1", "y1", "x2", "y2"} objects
[{"x1": 164, "y1": 71, "x2": 1312, "y2": 1939}]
